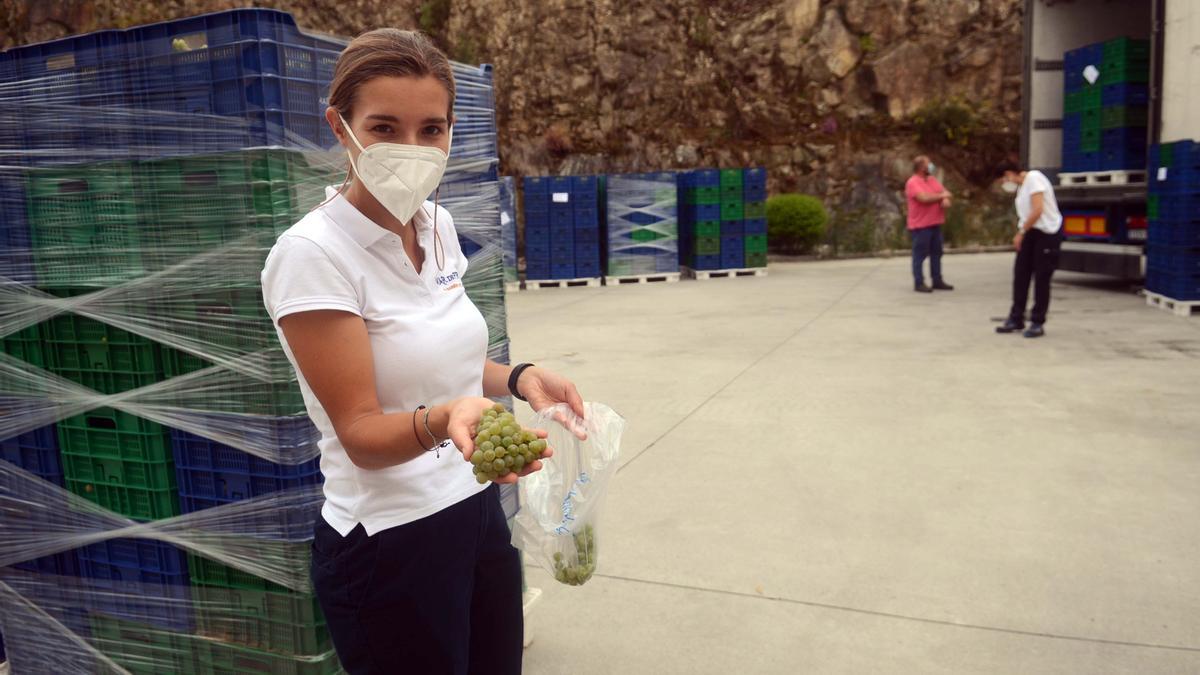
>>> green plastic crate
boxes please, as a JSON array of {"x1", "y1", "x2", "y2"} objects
[
  {"x1": 630, "y1": 229, "x2": 669, "y2": 242},
  {"x1": 62, "y1": 451, "x2": 177, "y2": 491},
  {"x1": 693, "y1": 237, "x2": 720, "y2": 256},
  {"x1": 720, "y1": 199, "x2": 744, "y2": 221},
  {"x1": 1103, "y1": 37, "x2": 1150, "y2": 64},
  {"x1": 694, "y1": 221, "x2": 721, "y2": 238},
  {"x1": 188, "y1": 543, "x2": 311, "y2": 593},
  {"x1": 1099, "y1": 63, "x2": 1149, "y2": 85},
  {"x1": 28, "y1": 161, "x2": 144, "y2": 288},
  {"x1": 192, "y1": 640, "x2": 344, "y2": 675},
  {"x1": 743, "y1": 201, "x2": 766, "y2": 219},
  {"x1": 1065, "y1": 87, "x2": 1102, "y2": 113},
  {"x1": 1081, "y1": 128, "x2": 1102, "y2": 153},
  {"x1": 1148, "y1": 194, "x2": 1159, "y2": 220},
  {"x1": 1101, "y1": 105, "x2": 1148, "y2": 129},
  {"x1": 90, "y1": 615, "x2": 197, "y2": 675},
  {"x1": 719, "y1": 169, "x2": 743, "y2": 188},
  {"x1": 745, "y1": 235, "x2": 768, "y2": 253},
  {"x1": 684, "y1": 186, "x2": 721, "y2": 205},
  {"x1": 46, "y1": 309, "x2": 166, "y2": 395},
  {"x1": 65, "y1": 473, "x2": 179, "y2": 520},
  {"x1": 1080, "y1": 108, "x2": 1102, "y2": 133},
  {"x1": 58, "y1": 408, "x2": 172, "y2": 461},
  {"x1": 745, "y1": 251, "x2": 768, "y2": 268},
  {"x1": 1, "y1": 323, "x2": 49, "y2": 369},
  {"x1": 192, "y1": 585, "x2": 331, "y2": 657}
]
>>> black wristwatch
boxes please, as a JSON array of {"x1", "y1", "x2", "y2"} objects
[{"x1": 508, "y1": 363, "x2": 535, "y2": 402}]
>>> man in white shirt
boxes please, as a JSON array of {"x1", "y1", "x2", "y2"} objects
[{"x1": 995, "y1": 161, "x2": 1064, "y2": 338}]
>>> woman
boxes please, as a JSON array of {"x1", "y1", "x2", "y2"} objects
[{"x1": 261, "y1": 28, "x2": 584, "y2": 674}]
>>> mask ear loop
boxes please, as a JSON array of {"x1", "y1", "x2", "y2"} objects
[
  {"x1": 433, "y1": 187, "x2": 446, "y2": 272},
  {"x1": 316, "y1": 113, "x2": 355, "y2": 210}
]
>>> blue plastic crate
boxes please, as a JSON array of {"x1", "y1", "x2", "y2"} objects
[
  {"x1": 571, "y1": 175, "x2": 598, "y2": 194},
  {"x1": 1148, "y1": 222, "x2": 1200, "y2": 247},
  {"x1": 574, "y1": 208, "x2": 600, "y2": 227},
  {"x1": 743, "y1": 167, "x2": 767, "y2": 190},
  {"x1": 550, "y1": 208, "x2": 574, "y2": 228},
  {"x1": 0, "y1": 424, "x2": 63, "y2": 484},
  {"x1": 721, "y1": 220, "x2": 744, "y2": 237},
  {"x1": 692, "y1": 169, "x2": 720, "y2": 187},
  {"x1": 744, "y1": 218, "x2": 768, "y2": 236},
  {"x1": 524, "y1": 211, "x2": 550, "y2": 228},
  {"x1": 691, "y1": 254, "x2": 721, "y2": 270},
  {"x1": 523, "y1": 176, "x2": 550, "y2": 194},
  {"x1": 550, "y1": 262, "x2": 576, "y2": 279},
  {"x1": 694, "y1": 204, "x2": 721, "y2": 222},
  {"x1": 13, "y1": 550, "x2": 81, "y2": 579},
  {"x1": 721, "y1": 236, "x2": 745, "y2": 255},
  {"x1": 575, "y1": 260, "x2": 601, "y2": 278},
  {"x1": 1145, "y1": 269, "x2": 1200, "y2": 300},
  {"x1": 1146, "y1": 246, "x2": 1200, "y2": 275},
  {"x1": 525, "y1": 227, "x2": 551, "y2": 244},
  {"x1": 79, "y1": 538, "x2": 192, "y2": 631},
  {"x1": 743, "y1": 185, "x2": 767, "y2": 202},
  {"x1": 549, "y1": 177, "x2": 573, "y2": 193},
  {"x1": 575, "y1": 226, "x2": 600, "y2": 246},
  {"x1": 170, "y1": 430, "x2": 322, "y2": 501},
  {"x1": 1102, "y1": 127, "x2": 1148, "y2": 149},
  {"x1": 523, "y1": 193, "x2": 550, "y2": 213},
  {"x1": 1102, "y1": 82, "x2": 1149, "y2": 106},
  {"x1": 525, "y1": 264, "x2": 550, "y2": 280},
  {"x1": 0, "y1": 171, "x2": 36, "y2": 285}
]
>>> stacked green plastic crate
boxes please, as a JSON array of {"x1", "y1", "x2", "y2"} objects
[{"x1": 1063, "y1": 38, "x2": 1149, "y2": 172}]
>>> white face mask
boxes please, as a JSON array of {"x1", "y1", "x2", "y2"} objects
[
  {"x1": 1001, "y1": 180, "x2": 1019, "y2": 194},
  {"x1": 339, "y1": 113, "x2": 451, "y2": 225},
  {"x1": 926, "y1": 162, "x2": 936, "y2": 174}
]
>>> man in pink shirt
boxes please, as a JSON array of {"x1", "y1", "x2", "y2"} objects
[{"x1": 905, "y1": 155, "x2": 955, "y2": 293}]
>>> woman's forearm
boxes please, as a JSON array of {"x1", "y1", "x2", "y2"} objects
[
  {"x1": 483, "y1": 359, "x2": 515, "y2": 399},
  {"x1": 339, "y1": 404, "x2": 453, "y2": 470}
]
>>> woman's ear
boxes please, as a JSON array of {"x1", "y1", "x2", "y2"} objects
[{"x1": 325, "y1": 107, "x2": 347, "y2": 146}]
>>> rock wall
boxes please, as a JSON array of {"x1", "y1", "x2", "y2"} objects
[{"x1": 1, "y1": 0, "x2": 1025, "y2": 248}]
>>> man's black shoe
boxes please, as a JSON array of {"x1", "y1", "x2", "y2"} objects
[
  {"x1": 1023, "y1": 323, "x2": 1045, "y2": 338},
  {"x1": 932, "y1": 281, "x2": 955, "y2": 291},
  {"x1": 915, "y1": 283, "x2": 933, "y2": 293},
  {"x1": 995, "y1": 318, "x2": 1024, "y2": 334}
]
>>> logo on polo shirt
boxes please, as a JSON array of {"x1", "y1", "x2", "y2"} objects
[{"x1": 436, "y1": 270, "x2": 462, "y2": 291}]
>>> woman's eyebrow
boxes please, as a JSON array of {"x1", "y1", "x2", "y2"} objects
[{"x1": 364, "y1": 114, "x2": 401, "y2": 122}]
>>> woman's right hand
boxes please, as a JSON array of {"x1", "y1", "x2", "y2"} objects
[{"x1": 442, "y1": 397, "x2": 500, "y2": 461}]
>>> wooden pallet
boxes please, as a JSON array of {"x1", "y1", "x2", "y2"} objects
[
  {"x1": 682, "y1": 266, "x2": 768, "y2": 281},
  {"x1": 605, "y1": 272, "x2": 681, "y2": 286},
  {"x1": 504, "y1": 281, "x2": 522, "y2": 293},
  {"x1": 1145, "y1": 291, "x2": 1200, "y2": 317},
  {"x1": 1058, "y1": 169, "x2": 1147, "y2": 187},
  {"x1": 525, "y1": 277, "x2": 602, "y2": 290}
]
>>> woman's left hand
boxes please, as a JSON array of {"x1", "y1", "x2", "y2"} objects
[{"x1": 517, "y1": 367, "x2": 588, "y2": 439}]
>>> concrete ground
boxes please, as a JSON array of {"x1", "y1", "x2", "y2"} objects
[{"x1": 505, "y1": 253, "x2": 1200, "y2": 675}]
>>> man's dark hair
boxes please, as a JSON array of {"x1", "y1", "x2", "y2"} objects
[{"x1": 997, "y1": 160, "x2": 1021, "y2": 174}]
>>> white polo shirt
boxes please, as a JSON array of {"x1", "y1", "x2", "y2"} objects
[
  {"x1": 261, "y1": 187, "x2": 489, "y2": 537},
  {"x1": 1015, "y1": 170, "x2": 1063, "y2": 235}
]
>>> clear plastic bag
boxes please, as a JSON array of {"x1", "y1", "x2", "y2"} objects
[{"x1": 513, "y1": 402, "x2": 624, "y2": 586}]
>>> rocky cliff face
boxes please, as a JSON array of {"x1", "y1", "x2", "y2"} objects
[{"x1": 2, "y1": 0, "x2": 1025, "y2": 248}]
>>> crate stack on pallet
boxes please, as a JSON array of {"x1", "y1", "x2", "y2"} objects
[
  {"x1": 678, "y1": 168, "x2": 768, "y2": 272},
  {"x1": 1146, "y1": 140, "x2": 1200, "y2": 312},
  {"x1": 0, "y1": 9, "x2": 514, "y2": 673},
  {"x1": 521, "y1": 175, "x2": 602, "y2": 283},
  {"x1": 499, "y1": 176, "x2": 520, "y2": 291},
  {"x1": 1062, "y1": 38, "x2": 1149, "y2": 174},
  {"x1": 604, "y1": 172, "x2": 680, "y2": 282}
]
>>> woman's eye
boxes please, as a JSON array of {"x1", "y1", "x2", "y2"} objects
[
  {"x1": 372, "y1": 125, "x2": 393, "y2": 134},
  {"x1": 424, "y1": 126, "x2": 444, "y2": 136}
]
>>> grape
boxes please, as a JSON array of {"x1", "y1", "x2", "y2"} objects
[
  {"x1": 469, "y1": 404, "x2": 545, "y2": 484},
  {"x1": 551, "y1": 525, "x2": 597, "y2": 586}
]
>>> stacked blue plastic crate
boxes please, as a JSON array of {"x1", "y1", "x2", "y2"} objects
[
  {"x1": 522, "y1": 175, "x2": 602, "y2": 280},
  {"x1": 1146, "y1": 141, "x2": 1200, "y2": 301},
  {"x1": 1062, "y1": 39, "x2": 1149, "y2": 173}
]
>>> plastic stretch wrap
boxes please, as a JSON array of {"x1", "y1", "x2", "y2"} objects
[
  {"x1": 498, "y1": 176, "x2": 518, "y2": 283},
  {"x1": 0, "y1": 10, "x2": 509, "y2": 671},
  {"x1": 605, "y1": 172, "x2": 679, "y2": 277}
]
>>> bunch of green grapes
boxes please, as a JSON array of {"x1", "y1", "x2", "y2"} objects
[
  {"x1": 469, "y1": 403, "x2": 548, "y2": 483},
  {"x1": 553, "y1": 524, "x2": 596, "y2": 586}
]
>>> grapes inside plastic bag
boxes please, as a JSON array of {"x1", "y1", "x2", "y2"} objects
[{"x1": 512, "y1": 402, "x2": 624, "y2": 586}]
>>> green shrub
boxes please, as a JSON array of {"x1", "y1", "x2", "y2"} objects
[
  {"x1": 911, "y1": 96, "x2": 982, "y2": 148},
  {"x1": 767, "y1": 194, "x2": 827, "y2": 254}
]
